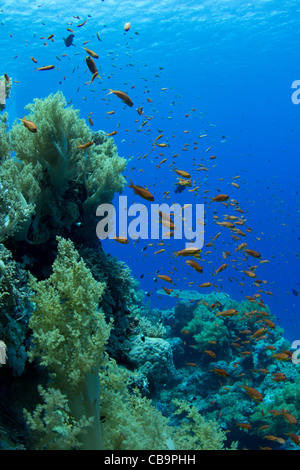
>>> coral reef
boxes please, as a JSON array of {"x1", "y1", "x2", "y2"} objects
[
  {"x1": 25, "y1": 237, "x2": 112, "y2": 450},
  {"x1": 0, "y1": 244, "x2": 32, "y2": 376},
  {"x1": 5, "y1": 91, "x2": 126, "y2": 245},
  {"x1": 99, "y1": 358, "x2": 234, "y2": 450},
  {"x1": 158, "y1": 291, "x2": 299, "y2": 449},
  {"x1": 126, "y1": 335, "x2": 179, "y2": 389},
  {"x1": 0, "y1": 89, "x2": 298, "y2": 451},
  {"x1": 0, "y1": 112, "x2": 10, "y2": 159}
]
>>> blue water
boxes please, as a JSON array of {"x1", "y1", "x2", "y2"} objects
[{"x1": 1, "y1": 0, "x2": 300, "y2": 450}]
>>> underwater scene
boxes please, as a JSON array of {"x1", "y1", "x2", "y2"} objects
[{"x1": 0, "y1": 0, "x2": 300, "y2": 452}]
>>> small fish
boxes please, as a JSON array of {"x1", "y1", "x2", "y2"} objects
[
  {"x1": 63, "y1": 34, "x2": 75, "y2": 47},
  {"x1": 236, "y1": 423, "x2": 252, "y2": 430},
  {"x1": 211, "y1": 194, "x2": 229, "y2": 202},
  {"x1": 36, "y1": 65, "x2": 55, "y2": 71},
  {"x1": 90, "y1": 71, "x2": 99, "y2": 83},
  {"x1": 204, "y1": 349, "x2": 216, "y2": 358},
  {"x1": 211, "y1": 367, "x2": 229, "y2": 377},
  {"x1": 84, "y1": 47, "x2": 99, "y2": 59},
  {"x1": 271, "y1": 352, "x2": 290, "y2": 361},
  {"x1": 240, "y1": 382, "x2": 263, "y2": 402},
  {"x1": 156, "y1": 274, "x2": 172, "y2": 283},
  {"x1": 174, "y1": 169, "x2": 191, "y2": 178},
  {"x1": 4, "y1": 73, "x2": 9, "y2": 82},
  {"x1": 77, "y1": 19, "x2": 87, "y2": 28},
  {"x1": 124, "y1": 22, "x2": 131, "y2": 31},
  {"x1": 173, "y1": 247, "x2": 201, "y2": 257},
  {"x1": 19, "y1": 118, "x2": 37, "y2": 133},
  {"x1": 185, "y1": 259, "x2": 203, "y2": 273},
  {"x1": 176, "y1": 178, "x2": 191, "y2": 187},
  {"x1": 108, "y1": 89, "x2": 133, "y2": 107},
  {"x1": 244, "y1": 249, "x2": 261, "y2": 258},
  {"x1": 30, "y1": 56, "x2": 38, "y2": 63},
  {"x1": 157, "y1": 143, "x2": 168, "y2": 148},
  {"x1": 113, "y1": 236, "x2": 129, "y2": 244},
  {"x1": 215, "y1": 263, "x2": 228, "y2": 274},
  {"x1": 128, "y1": 179, "x2": 154, "y2": 201},
  {"x1": 106, "y1": 131, "x2": 118, "y2": 136},
  {"x1": 75, "y1": 141, "x2": 94, "y2": 149},
  {"x1": 86, "y1": 56, "x2": 98, "y2": 74},
  {"x1": 216, "y1": 309, "x2": 239, "y2": 317},
  {"x1": 243, "y1": 270, "x2": 257, "y2": 278},
  {"x1": 163, "y1": 286, "x2": 173, "y2": 295}
]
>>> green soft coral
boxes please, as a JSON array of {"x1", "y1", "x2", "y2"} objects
[
  {"x1": 100, "y1": 358, "x2": 234, "y2": 450},
  {"x1": 10, "y1": 91, "x2": 91, "y2": 187},
  {"x1": 0, "y1": 112, "x2": 10, "y2": 159},
  {"x1": 8, "y1": 91, "x2": 126, "y2": 243},
  {"x1": 82, "y1": 137, "x2": 126, "y2": 207},
  {"x1": 26, "y1": 237, "x2": 112, "y2": 449},
  {"x1": 0, "y1": 157, "x2": 42, "y2": 242}
]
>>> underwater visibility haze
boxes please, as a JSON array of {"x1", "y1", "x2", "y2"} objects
[{"x1": 0, "y1": 0, "x2": 300, "y2": 451}]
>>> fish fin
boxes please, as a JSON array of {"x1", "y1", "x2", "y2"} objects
[
  {"x1": 127, "y1": 179, "x2": 134, "y2": 189},
  {"x1": 107, "y1": 89, "x2": 114, "y2": 95}
]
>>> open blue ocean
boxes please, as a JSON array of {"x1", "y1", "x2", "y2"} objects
[{"x1": 0, "y1": 0, "x2": 299, "y2": 452}]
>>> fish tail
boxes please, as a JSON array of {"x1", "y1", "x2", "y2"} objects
[
  {"x1": 127, "y1": 179, "x2": 134, "y2": 189},
  {"x1": 107, "y1": 89, "x2": 114, "y2": 95}
]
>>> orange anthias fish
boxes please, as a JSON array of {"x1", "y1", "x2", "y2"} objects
[
  {"x1": 156, "y1": 274, "x2": 172, "y2": 283},
  {"x1": 83, "y1": 47, "x2": 99, "y2": 59},
  {"x1": 163, "y1": 286, "x2": 173, "y2": 295},
  {"x1": 174, "y1": 169, "x2": 191, "y2": 178},
  {"x1": 36, "y1": 65, "x2": 55, "y2": 71},
  {"x1": 244, "y1": 249, "x2": 261, "y2": 258},
  {"x1": 19, "y1": 118, "x2": 37, "y2": 133},
  {"x1": 106, "y1": 131, "x2": 118, "y2": 137},
  {"x1": 185, "y1": 259, "x2": 203, "y2": 273},
  {"x1": 173, "y1": 247, "x2": 201, "y2": 257},
  {"x1": 211, "y1": 367, "x2": 229, "y2": 377},
  {"x1": 75, "y1": 141, "x2": 94, "y2": 149},
  {"x1": 128, "y1": 180, "x2": 154, "y2": 201},
  {"x1": 240, "y1": 382, "x2": 263, "y2": 402},
  {"x1": 215, "y1": 263, "x2": 228, "y2": 274},
  {"x1": 211, "y1": 194, "x2": 229, "y2": 202},
  {"x1": 108, "y1": 89, "x2": 133, "y2": 107},
  {"x1": 113, "y1": 236, "x2": 129, "y2": 244},
  {"x1": 216, "y1": 309, "x2": 239, "y2": 317}
]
